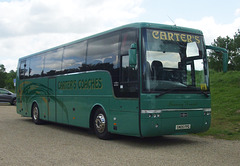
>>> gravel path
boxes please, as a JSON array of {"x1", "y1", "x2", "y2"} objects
[{"x1": 1, "y1": 103, "x2": 240, "y2": 166}]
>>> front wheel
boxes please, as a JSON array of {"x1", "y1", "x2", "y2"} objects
[
  {"x1": 32, "y1": 103, "x2": 42, "y2": 125},
  {"x1": 93, "y1": 108, "x2": 112, "y2": 140}
]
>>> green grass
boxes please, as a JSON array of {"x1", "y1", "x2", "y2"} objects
[{"x1": 197, "y1": 70, "x2": 240, "y2": 140}]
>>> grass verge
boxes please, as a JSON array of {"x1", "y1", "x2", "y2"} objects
[{"x1": 196, "y1": 70, "x2": 240, "y2": 140}]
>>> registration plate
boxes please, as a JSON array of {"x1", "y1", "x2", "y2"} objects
[{"x1": 175, "y1": 124, "x2": 191, "y2": 130}]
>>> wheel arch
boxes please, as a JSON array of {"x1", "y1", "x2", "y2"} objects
[{"x1": 31, "y1": 100, "x2": 39, "y2": 117}]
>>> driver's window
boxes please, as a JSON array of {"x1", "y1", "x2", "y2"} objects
[{"x1": 117, "y1": 30, "x2": 138, "y2": 98}]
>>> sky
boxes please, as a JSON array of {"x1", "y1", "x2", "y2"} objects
[{"x1": 0, "y1": 0, "x2": 240, "y2": 72}]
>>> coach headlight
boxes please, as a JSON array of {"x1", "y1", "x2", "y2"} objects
[
  {"x1": 203, "y1": 108, "x2": 211, "y2": 116},
  {"x1": 142, "y1": 110, "x2": 162, "y2": 118}
]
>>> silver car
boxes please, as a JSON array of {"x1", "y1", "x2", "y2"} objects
[{"x1": 0, "y1": 88, "x2": 16, "y2": 105}]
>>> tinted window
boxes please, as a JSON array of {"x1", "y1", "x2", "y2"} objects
[
  {"x1": 121, "y1": 30, "x2": 137, "y2": 55},
  {"x1": 44, "y1": 48, "x2": 63, "y2": 76},
  {"x1": 62, "y1": 41, "x2": 87, "y2": 73},
  {"x1": 25, "y1": 59, "x2": 30, "y2": 78},
  {"x1": 115, "y1": 29, "x2": 138, "y2": 98},
  {"x1": 121, "y1": 55, "x2": 137, "y2": 82},
  {"x1": 29, "y1": 55, "x2": 44, "y2": 78},
  {"x1": 19, "y1": 60, "x2": 26, "y2": 79},
  {"x1": 19, "y1": 59, "x2": 30, "y2": 79},
  {"x1": 87, "y1": 34, "x2": 119, "y2": 70}
]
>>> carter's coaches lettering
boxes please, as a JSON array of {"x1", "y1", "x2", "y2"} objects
[
  {"x1": 58, "y1": 78, "x2": 102, "y2": 90},
  {"x1": 152, "y1": 31, "x2": 201, "y2": 44}
]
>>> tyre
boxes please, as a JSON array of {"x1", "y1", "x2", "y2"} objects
[
  {"x1": 93, "y1": 108, "x2": 111, "y2": 140},
  {"x1": 32, "y1": 103, "x2": 42, "y2": 125},
  {"x1": 11, "y1": 98, "x2": 16, "y2": 105}
]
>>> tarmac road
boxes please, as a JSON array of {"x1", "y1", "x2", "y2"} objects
[{"x1": 0, "y1": 103, "x2": 240, "y2": 166}]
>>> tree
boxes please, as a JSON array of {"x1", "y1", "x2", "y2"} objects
[
  {"x1": 209, "y1": 30, "x2": 240, "y2": 71},
  {"x1": 208, "y1": 36, "x2": 233, "y2": 72},
  {"x1": 0, "y1": 64, "x2": 16, "y2": 89},
  {"x1": 5, "y1": 70, "x2": 16, "y2": 90},
  {"x1": 231, "y1": 30, "x2": 240, "y2": 70},
  {"x1": 0, "y1": 64, "x2": 7, "y2": 88}
]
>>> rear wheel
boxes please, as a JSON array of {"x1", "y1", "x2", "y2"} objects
[
  {"x1": 32, "y1": 103, "x2": 42, "y2": 124},
  {"x1": 93, "y1": 108, "x2": 111, "y2": 140}
]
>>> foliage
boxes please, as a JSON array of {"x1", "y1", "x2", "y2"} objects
[
  {"x1": 5, "y1": 70, "x2": 17, "y2": 90},
  {"x1": 208, "y1": 29, "x2": 240, "y2": 71},
  {"x1": 0, "y1": 64, "x2": 16, "y2": 90},
  {"x1": 0, "y1": 64, "x2": 7, "y2": 88}
]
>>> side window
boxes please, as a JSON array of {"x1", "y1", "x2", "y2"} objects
[
  {"x1": 118, "y1": 30, "x2": 138, "y2": 97},
  {"x1": 44, "y1": 48, "x2": 63, "y2": 76},
  {"x1": 19, "y1": 60, "x2": 26, "y2": 79},
  {"x1": 25, "y1": 59, "x2": 30, "y2": 78},
  {"x1": 121, "y1": 30, "x2": 137, "y2": 55},
  {"x1": 121, "y1": 55, "x2": 138, "y2": 82},
  {"x1": 29, "y1": 55, "x2": 44, "y2": 78},
  {"x1": 62, "y1": 41, "x2": 87, "y2": 73},
  {"x1": 19, "y1": 59, "x2": 29, "y2": 79},
  {"x1": 121, "y1": 55, "x2": 130, "y2": 82},
  {"x1": 87, "y1": 33, "x2": 119, "y2": 71}
]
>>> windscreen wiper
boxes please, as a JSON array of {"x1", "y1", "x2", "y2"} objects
[
  {"x1": 199, "y1": 91, "x2": 210, "y2": 98},
  {"x1": 155, "y1": 89, "x2": 179, "y2": 98},
  {"x1": 186, "y1": 86, "x2": 210, "y2": 98}
]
